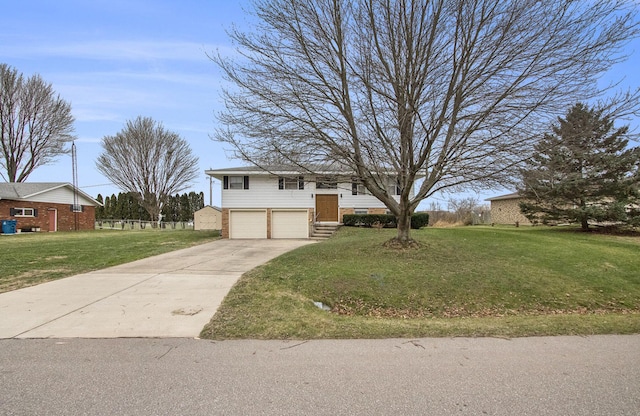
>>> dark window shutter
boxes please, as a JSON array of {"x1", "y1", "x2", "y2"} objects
[
  {"x1": 223, "y1": 176, "x2": 229, "y2": 190},
  {"x1": 9, "y1": 208, "x2": 16, "y2": 216},
  {"x1": 33, "y1": 209, "x2": 38, "y2": 217},
  {"x1": 243, "y1": 176, "x2": 249, "y2": 190},
  {"x1": 396, "y1": 179, "x2": 401, "y2": 195},
  {"x1": 298, "y1": 176, "x2": 304, "y2": 190},
  {"x1": 352, "y1": 182, "x2": 358, "y2": 195},
  {"x1": 82, "y1": 205, "x2": 85, "y2": 212},
  {"x1": 278, "y1": 177, "x2": 284, "y2": 190}
]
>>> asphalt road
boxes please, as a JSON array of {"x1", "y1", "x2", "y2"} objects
[{"x1": 1, "y1": 335, "x2": 638, "y2": 415}]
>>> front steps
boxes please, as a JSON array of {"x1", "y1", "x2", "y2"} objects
[{"x1": 311, "y1": 223, "x2": 340, "y2": 240}]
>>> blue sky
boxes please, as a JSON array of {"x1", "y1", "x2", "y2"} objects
[
  {"x1": 1, "y1": 0, "x2": 253, "y2": 206},
  {"x1": 1, "y1": 1, "x2": 639, "y2": 209}
]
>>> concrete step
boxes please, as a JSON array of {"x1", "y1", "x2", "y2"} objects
[{"x1": 311, "y1": 224, "x2": 340, "y2": 239}]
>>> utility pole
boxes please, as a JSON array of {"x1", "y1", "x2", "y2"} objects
[{"x1": 208, "y1": 172, "x2": 213, "y2": 207}]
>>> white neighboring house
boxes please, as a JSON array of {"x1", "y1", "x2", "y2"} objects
[
  {"x1": 205, "y1": 166, "x2": 404, "y2": 239},
  {"x1": 193, "y1": 205, "x2": 222, "y2": 231}
]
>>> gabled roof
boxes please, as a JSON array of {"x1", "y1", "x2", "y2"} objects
[
  {"x1": 0, "y1": 182, "x2": 101, "y2": 206},
  {"x1": 485, "y1": 192, "x2": 522, "y2": 201},
  {"x1": 205, "y1": 165, "x2": 424, "y2": 178},
  {"x1": 196, "y1": 205, "x2": 222, "y2": 212},
  {"x1": 205, "y1": 164, "x2": 353, "y2": 177}
]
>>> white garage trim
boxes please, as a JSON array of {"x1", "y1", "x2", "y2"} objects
[
  {"x1": 229, "y1": 210, "x2": 267, "y2": 239},
  {"x1": 271, "y1": 209, "x2": 309, "y2": 239}
]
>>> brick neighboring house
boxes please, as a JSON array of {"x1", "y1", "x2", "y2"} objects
[
  {"x1": 486, "y1": 192, "x2": 531, "y2": 226},
  {"x1": 0, "y1": 182, "x2": 101, "y2": 232}
]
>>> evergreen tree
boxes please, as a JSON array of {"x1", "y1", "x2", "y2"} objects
[
  {"x1": 115, "y1": 192, "x2": 127, "y2": 219},
  {"x1": 192, "y1": 191, "x2": 205, "y2": 210},
  {"x1": 95, "y1": 194, "x2": 104, "y2": 220},
  {"x1": 179, "y1": 193, "x2": 192, "y2": 222},
  {"x1": 518, "y1": 103, "x2": 640, "y2": 230},
  {"x1": 103, "y1": 196, "x2": 111, "y2": 219},
  {"x1": 161, "y1": 193, "x2": 180, "y2": 222},
  {"x1": 109, "y1": 194, "x2": 118, "y2": 219}
]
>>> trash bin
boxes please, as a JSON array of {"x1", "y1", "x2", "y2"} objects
[{"x1": 1, "y1": 219, "x2": 17, "y2": 234}]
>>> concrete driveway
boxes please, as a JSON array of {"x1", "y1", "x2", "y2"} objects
[{"x1": 0, "y1": 239, "x2": 314, "y2": 339}]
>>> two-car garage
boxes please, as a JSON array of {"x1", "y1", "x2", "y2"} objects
[{"x1": 229, "y1": 209, "x2": 309, "y2": 239}]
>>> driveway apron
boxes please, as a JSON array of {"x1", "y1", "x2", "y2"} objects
[{"x1": 0, "y1": 239, "x2": 314, "y2": 339}]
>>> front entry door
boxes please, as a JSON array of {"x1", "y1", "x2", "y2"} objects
[
  {"x1": 48, "y1": 209, "x2": 57, "y2": 232},
  {"x1": 315, "y1": 194, "x2": 338, "y2": 222}
]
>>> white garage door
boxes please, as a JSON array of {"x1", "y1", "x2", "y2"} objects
[
  {"x1": 271, "y1": 210, "x2": 309, "y2": 239},
  {"x1": 230, "y1": 210, "x2": 267, "y2": 239}
]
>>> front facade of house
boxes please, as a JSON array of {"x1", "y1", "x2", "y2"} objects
[
  {"x1": 206, "y1": 167, "x2": 402, "y2": 239},
  {"x1": 486, "y1": 192, "x2": 531, "y2": 226},
  {"x1": 0, "y1": 183, "x2": 100, "y2": 232}
]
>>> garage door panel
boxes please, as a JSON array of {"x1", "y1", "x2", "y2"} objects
[
  {"x1": 230, "y1": 210, "x2": 267, "y2": 239},
  {"x1": 272, "y1": 210, "x2": 308, "y2": 239}
]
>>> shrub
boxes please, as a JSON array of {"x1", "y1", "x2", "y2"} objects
[
  {"x1": 410, "y1": 213, "x2": 430, "y2": 229},
  {"x1": 342, "y1": 213, "x2": 429, "y2": 229},
  {"x1": 342, "y1": 214, "x2": 397, "y2": 228}
]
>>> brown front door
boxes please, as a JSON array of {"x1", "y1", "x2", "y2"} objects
[
  {"x1": 315, "y1": 195, "x2": 338, "y2": 222},
  {"x1": 48, "y1": 209, "x2": 57, "y2": 232}
]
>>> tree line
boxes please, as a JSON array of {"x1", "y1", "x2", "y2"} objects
[{"x1": 95, "y1": 191, "x2": 205, "y2": 222}]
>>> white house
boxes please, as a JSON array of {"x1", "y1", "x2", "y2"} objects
[{"x1": 205, "y1": 166, "x2": 403, "y2": 239}]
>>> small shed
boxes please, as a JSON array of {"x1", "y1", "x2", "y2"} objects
[
  {"x1": 194, "y1": 205, "x2": 222, "y2": 231},
  {"x1": 486, "y1": 192, "x2": 531, "y2": 226}
]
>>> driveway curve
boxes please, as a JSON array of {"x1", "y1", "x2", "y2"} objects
[{"x1": 0, "y1": 239, "x2": 314, "y2": 339}]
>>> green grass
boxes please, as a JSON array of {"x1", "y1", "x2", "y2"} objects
[
  {"x1": 0, "y1": 229, "x2": 219, "y2": 293},
  {"x1": 201, "y1": 226, "x2": 640, "y2": 339}
]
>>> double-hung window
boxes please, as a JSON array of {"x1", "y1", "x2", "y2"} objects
[
  {"x1": 351, "y1": 178, "x2": 370, "y2": 195},
  {"x1": 316, "y1": 176, "x2": 337, "y2": 189},
  {"x1": 223, "y1": 175, "x2": 250, "y2": 190},
  {"x1": 387, "y1": 177, "x2": 401, "y2": 195},
  {"x1": 278, "y1": 176, "x2": 304, "y2": 190},
  {"x1": 11, "y1": 207, "x2": 35, "y2": 217}
]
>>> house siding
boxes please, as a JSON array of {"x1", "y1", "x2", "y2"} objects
[
  {"x1": 216, "y1": 173, "x2": 406, "y2": 238},
  {"x1": 0, "y1": 200, "x2": 96, "y2": 232},
  {"x1": 490, "y1": 198, "x2": 531, "y2": 225},
  {"x1": 23, "y1": 187, "x2": 96, "y2": 205},
  {"x1": 222, "y1": 176, "x2": 312, "y2": 208},
  {"x1": 221, "y1": 176, "x2": 393, "y2": 210}
]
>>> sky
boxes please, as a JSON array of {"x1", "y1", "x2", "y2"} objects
[{"x1": 1, "y1": 0, "x2": 639, "y2": 210}]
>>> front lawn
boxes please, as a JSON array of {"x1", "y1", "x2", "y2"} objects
[
  {"x1": 201, "y1": 226, "x2": 640, "y2": 339},
  {"x1": 0, "y1": 229, "x2": 219, "y2": 293}
]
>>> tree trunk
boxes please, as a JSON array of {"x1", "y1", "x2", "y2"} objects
[
  {"x1": 581, "y1": 217, "x2": 589, "y2": 231},
  {"x1": 396, "y1": 209, "x2": 412, "y2": 244}
]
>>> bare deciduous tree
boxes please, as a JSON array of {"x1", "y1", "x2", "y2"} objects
[
  {"x1": 96, "y1": 116, "x2": 199, "y2": 225},
  {"x1": 0, "y1": 63, "x2": 75, "y2": 182},
  {"x1": 212, "y1": 0, "x2": 639, "y2": 245}
]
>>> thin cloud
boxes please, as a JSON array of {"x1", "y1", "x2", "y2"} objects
[{"x1": 0, "y1": 39, "x2": 228, "y2": 62}]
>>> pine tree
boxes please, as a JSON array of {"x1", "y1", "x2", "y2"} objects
[
  {"x1": 95, "y1": 194, "x2": 104, "y2": 220},
  {"x1": 518, "y1": 103, "x2": 640, "y2": 230},
  {"x1": 179, "y1": 193, "x2": 192, "y2": 222},
  {"x1": 161, "y1": 193, "x2": 180, "y2": 222}
]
